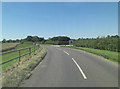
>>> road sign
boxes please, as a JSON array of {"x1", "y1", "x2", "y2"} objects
[{"x1": 69, "y1": 40, "x2": 74, "y2": 45}]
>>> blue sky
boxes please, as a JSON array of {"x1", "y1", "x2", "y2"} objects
[{"x1": 2, "y1": 2, "x2": 118, "y2": 40}]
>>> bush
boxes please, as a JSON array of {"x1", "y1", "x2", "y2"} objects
[{"x1": 74, "y1": 35, "x2": 119, "y2": 52}]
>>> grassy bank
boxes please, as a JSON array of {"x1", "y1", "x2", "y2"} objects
[
  {"x1": 61, "y1": 46, "x2": 119, "y2": 63},
  {"x1": 2, "y1": 42, "x2": 35, "y2": 70},
  {"x1": 2, "y1": 47, "x2": 47, "y2": 87}
]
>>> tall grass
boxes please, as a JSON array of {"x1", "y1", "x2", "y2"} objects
[{"x1": 1, "y1": 43, "x2": 19, "y2": 52}]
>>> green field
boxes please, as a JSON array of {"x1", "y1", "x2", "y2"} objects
[
  {"x1": 1, "y1": 43, "x2": 19, "y2": 52},
  {"x1": 1, "y1": 42, "x2": 36, "y2": 70},
  {"x1": 62, "y1": 46, "x2": 119, "y2": 63}
]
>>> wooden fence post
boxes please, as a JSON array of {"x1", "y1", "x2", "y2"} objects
[
  {"x1": 19, "y1": 49, "x2": 20, "y2": 61},
  {"x1": 34, "y1": 45, "x2": 35, "y2": 55},
  {"x1": 38, "y1": 45, "x2": 40, "y2": 52},
  {"x1": 39, "y1": 45, "x2": 41, "y2": 52},
  {"x1": 29, "y1": 48, "x2": 31, "y2": 57}
]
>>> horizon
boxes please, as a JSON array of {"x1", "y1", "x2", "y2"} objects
[
  {"x1": 1, "y1": 34, "x2": 119, "y2": 41},
  {"x1": 2, "y1": 2, "x2": 118, "y2": 40}
]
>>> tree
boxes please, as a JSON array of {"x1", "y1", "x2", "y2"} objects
[
  {"x1": 74, "y1": 35, "x2": 119, "y2": 52},
  {"x1": 39, "y1": 37, "x2": 44, "y2": 41},
  {"x1": 16, "y1": 39, "x2": 20, "y2": 42},
  {"x1": 7, "y1": 39, "x2": 12, "y2": 43},
  {"x1": 45, "y1": 36, "x2": 71, "y2": 45},
  {"x1": 2, "y1": 39, "x2": 6, "y2": 43},
  {"x1": 25, "y1": 36, "x2": 33, "y2": 41},
  {"x1": 31, "y1": 36, "x2": 39, "y2": 42}
]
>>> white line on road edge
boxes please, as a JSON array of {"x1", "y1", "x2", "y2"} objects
[
  {"x1": 63, "y1": 51, "x2": 69, "y2": 55},
  {"x1": 72, "y1": 58, "x2": 87, "y2": 79}
]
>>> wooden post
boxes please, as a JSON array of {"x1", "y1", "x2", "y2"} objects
[
  {"x1": 38, "y1": 45, "x2": 40, "y2": 52},
  {"x1": 19, "y1": 49, "x2": 20, "y2": 61},
  {"x1": 39, "y1": 44, "x2": 41, "y2": 52},
  {"x1": 29, "y1": 48, "x2": 31, "y2": 57},
  {"x1": 34, "y1": 46, "x2": 35, "y2": 55}
]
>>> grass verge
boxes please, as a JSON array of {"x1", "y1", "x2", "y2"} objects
[
  {"x1": 2, "y1": 47, "x2": 47, "y2": 87},
  {"x1": 61, "y1": 46, "x2": 119, "y2": 63}
]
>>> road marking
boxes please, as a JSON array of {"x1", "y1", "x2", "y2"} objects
[
  {"x1": 63, "y1": 51, "x2": 69, "y2": 55},
  {"x1": 72, "y1": 58, "x2": 87, "y2": 79}
]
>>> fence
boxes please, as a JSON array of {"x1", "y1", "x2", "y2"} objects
[{"x1": 0, "y1": 44, "x2": 41, "y2": 65}]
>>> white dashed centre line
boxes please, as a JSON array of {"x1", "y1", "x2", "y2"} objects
[
  {"x1": 72, "y1": 58, "x2": 87, "y2": 79},
  {"x1": 63, "y1": 51, "x2": 69, "y2": 55}
]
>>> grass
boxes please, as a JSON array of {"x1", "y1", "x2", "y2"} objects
[
  {"x1": 61, "y1": 46, "x2": 119, "y2": 63},
  {"x1": 1, "y1": 43, "x2": 19, "y2": 52},
  {"x1": 2, "y1": 42, "x2": 36, "y2": 70},
  {"x1": 2, "y1": 47, "x2": 47, "y2": 87}
]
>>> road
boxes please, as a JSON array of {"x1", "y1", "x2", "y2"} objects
[{"x1": 21, "y1": 45, "x2": 118, "y2": 87}]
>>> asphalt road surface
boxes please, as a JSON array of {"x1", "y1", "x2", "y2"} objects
[{"x1": 21, "y1": 45, "x2": 118, "y2": 87}]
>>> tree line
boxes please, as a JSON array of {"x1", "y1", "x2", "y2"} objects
[
  {"x1": 2, "y1": 36, "x2": 70, "y2": 45},
  {"x1": 2, "y1": 36, "x2": 45, "y2": 43},
  {"x1": 74, "y1": 35, "x2": 120, "y2": 52},
  {"x1": 2, "y1": 35, "x2": 119, "y2": 52},
  {"x1": 45, "y1": 36, "x2": 70, "y2": 45}
]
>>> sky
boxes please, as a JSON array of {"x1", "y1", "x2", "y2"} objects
[{"x1": 2, "y1": 2, "x2": 118, "y2": 40}]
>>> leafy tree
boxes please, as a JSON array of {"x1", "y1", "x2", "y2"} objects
[
  {"x1": 25, "y1": 36, "x2": 33, "y2": 41},
  {"x1": 7, "y1": 39, "x2": 12, "y2": 43},
  {"x1": 2, "y1": 39, "x2": 6, "y2": 43},
  {"x1": 46, "y1": 36, "x2": 70, "y2": 45}
]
